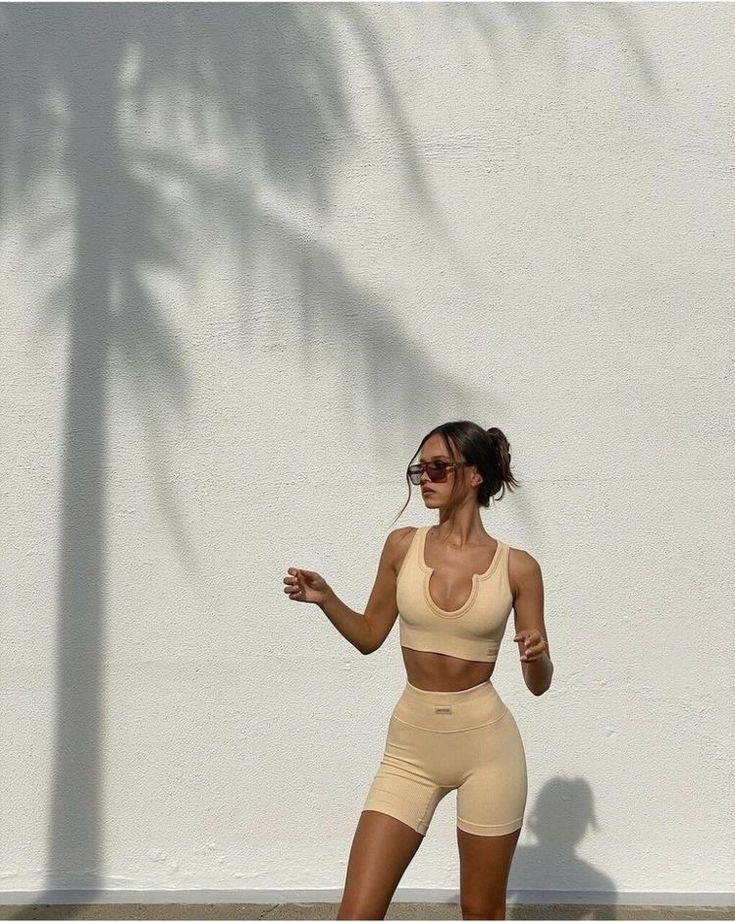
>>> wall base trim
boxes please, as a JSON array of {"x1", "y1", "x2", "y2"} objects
[{"x1": 0, "y1": 889, "x2": 733, "y2": 908}]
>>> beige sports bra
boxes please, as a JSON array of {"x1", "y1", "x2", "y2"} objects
[{"x1": 396, "y1": 525, "x2": 514, "y2": 663}]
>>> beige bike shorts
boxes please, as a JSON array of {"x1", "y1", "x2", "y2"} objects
[{"x1": 361, "y1": 678, "x2": 527, "y2": 837}]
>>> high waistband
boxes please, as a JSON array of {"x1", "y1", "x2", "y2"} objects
[
  {"x1": 393, "y1": 679, "x2": 509, "y2": 732},
  {"x1": 405, "y1": 679, "x2": 491, "y2": 696}
]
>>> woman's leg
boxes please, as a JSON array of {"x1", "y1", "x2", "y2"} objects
[
  {"x1": 341, "y1": 691, "x2": 448, "y2": 920},
  {"x1": 337, "y1": 809, "x2": 424, "y2": 920},
  {"x1": 456, "y1": 825, "x2": 522, "y2": 920},
  {"x1": 455, "y1": 706, "x2": 528, "y2": 920}
]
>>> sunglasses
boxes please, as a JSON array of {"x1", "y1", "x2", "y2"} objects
[{"x1": 407, "y1": 461, "x2": 468, "y2": 485}]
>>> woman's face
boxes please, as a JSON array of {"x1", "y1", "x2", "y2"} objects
[{"x1": 417, "y1": 436, "x2": 457, "y2": 506}]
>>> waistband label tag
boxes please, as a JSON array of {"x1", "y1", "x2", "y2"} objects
[{"x1": 433, "y1": 704, "x2": 453, "y2": 714}]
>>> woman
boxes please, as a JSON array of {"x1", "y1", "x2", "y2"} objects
[{"x1": 283, "y1": 420, "x2": 552, "y2": 921}]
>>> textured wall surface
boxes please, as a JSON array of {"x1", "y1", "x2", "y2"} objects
[{"x1": 1, "y1": 1, "x2": 733, "y2": 905}]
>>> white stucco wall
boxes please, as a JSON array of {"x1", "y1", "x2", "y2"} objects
[{"x1": 1, "y1": 1, "x2": 733, "y2": 907}]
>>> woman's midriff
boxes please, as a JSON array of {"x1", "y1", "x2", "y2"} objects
[{"x1": 400, "y1": 646, "x2": 496, "y2": 692}]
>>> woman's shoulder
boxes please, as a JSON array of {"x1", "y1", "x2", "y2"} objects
[
  {"x1": 388, "y1": 526, "x2": 420, "y2": 579},
  {"x1": 507, "y1": 544, "x2": 540, "y2": 598},
  {"x1": 388, "y1": 524, "x2": 420, "y2": 545}
]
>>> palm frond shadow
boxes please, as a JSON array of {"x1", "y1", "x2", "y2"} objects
[{"x1": 0, "y1": 5, "x2": 654, "y2": 913}]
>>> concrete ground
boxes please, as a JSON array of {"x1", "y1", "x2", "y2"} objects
[{"x1": 1, "y1": 904, "x2": 733, "y2": 920}]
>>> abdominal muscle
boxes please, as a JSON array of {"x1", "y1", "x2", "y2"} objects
[{"x1": 400, "y1": 645, "x2": 496, "y2": 692}]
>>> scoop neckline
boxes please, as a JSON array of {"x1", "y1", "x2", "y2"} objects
[{"x1": 418, "y1": 525, "x2": 503, "y2": 618}]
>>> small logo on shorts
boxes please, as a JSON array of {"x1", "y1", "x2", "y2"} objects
[{"x1": 434, "y1": 704, "x2": 453, "y2": 714}]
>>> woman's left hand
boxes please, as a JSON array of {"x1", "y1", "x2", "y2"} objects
[{"x1": 514, "y1": 630, "x2": 547, "y2": 663}]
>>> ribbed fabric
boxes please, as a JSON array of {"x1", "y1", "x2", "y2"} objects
[
  {"x1": 397, "y1": 525, "x2": 513, "y2": 663},
  {"x1": 361, "y1": 678, "x2": 527, "y2": 836}
]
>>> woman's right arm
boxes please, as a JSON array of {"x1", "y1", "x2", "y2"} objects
[
  {"x1": 319, "y1": 528, "x2": 406, "y2": 655},
  {"x1": 318, "y1": 590, "x2": 374, "y2": 655},
  {"x1": 286, "y1": 529, "x2": 406, "y2": 654}
]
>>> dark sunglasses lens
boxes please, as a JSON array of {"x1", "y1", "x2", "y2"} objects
[
  {"x1": 428, "y1": 463, "x2": 448, "y2": 481},
  {"x1": 408, "y1": 462, "x2": 448, "y2": 484}
]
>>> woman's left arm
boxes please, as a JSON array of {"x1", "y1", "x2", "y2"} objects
[{"x1": 511, "y1": 551, "x2": 553, "y2": 696}]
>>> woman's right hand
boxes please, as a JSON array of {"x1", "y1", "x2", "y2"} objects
[{"x1": 284, "y1": 567, "x2": 332, "y2": 606}]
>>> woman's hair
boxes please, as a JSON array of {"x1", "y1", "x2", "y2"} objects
[{"x1": 390, "y1": 420, "x2": 520, "y2": 526}]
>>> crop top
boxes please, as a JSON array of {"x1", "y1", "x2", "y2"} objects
[{"x1": 396, "y1": 525, "x2": 514, "y2": 663}]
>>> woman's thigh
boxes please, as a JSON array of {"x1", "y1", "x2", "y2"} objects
[
  {"x1": 361, "y1": 713, "x2": 453, "y2": 835},
  {"x1": 455, "y1": 707, "x2": 528, "y2": 837},
  {"x1": 337, "y1": 809, "x2": 425, "y2": 920}
]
